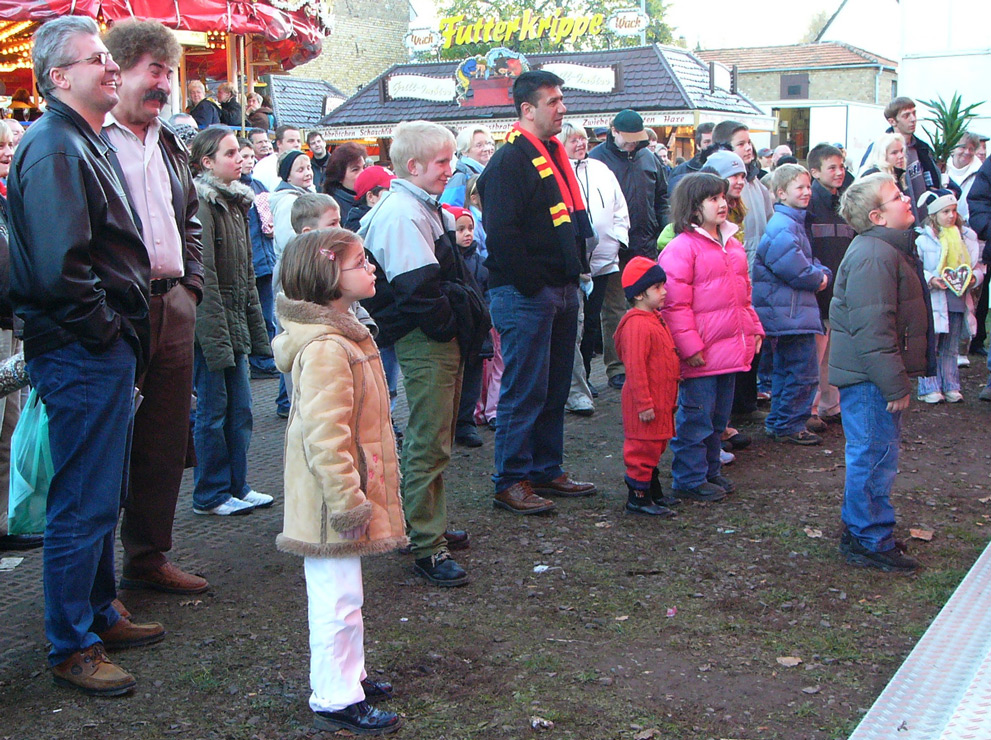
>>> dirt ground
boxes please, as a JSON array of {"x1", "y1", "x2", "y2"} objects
[{"x1": 1, "y1": 362, "x2": 990, "y2": 740}]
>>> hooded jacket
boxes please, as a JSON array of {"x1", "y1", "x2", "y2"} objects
[
  {"x1": 658, "y1": 222, "x2": 763, "y2": 379},
  {"x1": 587, "y1": 131, "x2": 666, "y2": 258},
  {"x1": 752, "y1": 204, "x2": 831, "y2": 336},
  {"x1": 828, "y1": 226, "x2": 933, "y2": 399},
  {"x1": 193, "y1": 173, "x2": 270, "y2": 371},
  {"x1": 273, "y1": 295, "x2": 407, "y2": 558},
  {"x1": 807, "y1": 179, "x2": 855, "y2": 317},
  {"x1": 966, "y1": 157, "x2": 991, "y2": 252},
  {"x1": 571, "y1": 156, "x2": 629, "y2": 276},
  {"x1": 440, "y1": 155, "x2": 484, "y2": 207},
  {"x1": 915, "y1": 223, "x2": 984, "y2": 335},
  {"x1": 8, "y1": 95, "x2": 150, "y2": 369}
]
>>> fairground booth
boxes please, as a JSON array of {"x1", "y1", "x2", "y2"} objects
[
  {"x1": 318, "y1": 22, "x2": 776, "y2": 165},
  {"x1": 0, "y1": 0, "x2": 332, "y2": 122}
]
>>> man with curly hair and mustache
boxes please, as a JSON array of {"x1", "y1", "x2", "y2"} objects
[{"x1": 103, "y1": 19, "x2": 214, "y2": 597}]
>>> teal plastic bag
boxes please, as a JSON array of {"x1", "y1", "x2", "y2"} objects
[{"x1": 8, "y1": 388, "x2": 51, "y2": 535}]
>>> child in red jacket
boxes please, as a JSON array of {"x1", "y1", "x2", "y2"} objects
[{"x1": 614, "y1": 257, "x2": 681, "y2": 517}]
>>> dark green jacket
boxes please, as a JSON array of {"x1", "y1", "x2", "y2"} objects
[
  {"x1": 828, "y1": 226, "x2": 932, "y2": 401},
  {"x1": 193, "y1": 174, "x2": 270, "y2": 372}
]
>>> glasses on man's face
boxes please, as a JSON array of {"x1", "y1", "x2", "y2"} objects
[
  {"x1": 876, "y1": 192, "x2": 910, "y2": 210},
  {"x1": 60, "y1": 51, "x2": 114, "y2": 69},
  {"x1": 340, "y1": 256, "x2": 374, "y2": 273}
]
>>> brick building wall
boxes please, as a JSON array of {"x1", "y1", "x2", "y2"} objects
[
  {"x1": 737, "y1": 68, "x2": 898, "y2": 105},
  {"x1": 292, "y1": 0, "x2": 409, "y2": 95}
]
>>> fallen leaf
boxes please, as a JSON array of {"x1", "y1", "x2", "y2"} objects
[
  {"x1": 802, "y1": 685, "x2": 821, "y2": 694},
  {"x1": 803, "y1": 527, "x2": 823, "y2": 539},
  {"x1": 179, "y1": 599, "x2": 203, "y2": 607},
  {"x1": 666, "y1": 607, "x2": 677, "y2": 618},
  {"x1": 909, "y1": 529, "x2": 934, "y2": 541},
  {"x1": 615, "y1": 615, "x2": 629, "y2": 621},
  {"x1": 530, "y1": 716, "x2": 554, "y2": 730},
  {"x1": 776, "y1": 656, "x2": 802, "y2": 667},
  {"x1": 980, "y1": 496, "x2": 991, "y2": 504},
  {"x1": 595, "y1": 521, "x2": 612, "y2": 528},
  {"x1": 634, "y1": 730, "x2": 662, "y2": 740}
]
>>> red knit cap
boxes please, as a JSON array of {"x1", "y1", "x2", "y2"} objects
[
  {"x1": 621, "y1": 256, "x2": 667, "y2": 301},
  {"x1": 442, "y1": 204, "x2": 474, "y2": 226}
]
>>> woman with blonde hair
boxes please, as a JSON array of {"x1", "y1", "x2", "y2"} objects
[{"x1": 860, "y1": 132, "x2": 908, "y2": 194}]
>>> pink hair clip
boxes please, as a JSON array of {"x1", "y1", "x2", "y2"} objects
[{"x1": 319, "y1": 248, "x2": 336, "y2": 262}]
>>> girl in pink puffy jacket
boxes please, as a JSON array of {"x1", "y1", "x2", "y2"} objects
[{"x1": 658, "y1": 173, "x2": 764, "y2": 503}]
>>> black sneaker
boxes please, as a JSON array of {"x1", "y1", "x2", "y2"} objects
[
  {"x1": 455, "y1": 428, "x2": 483, "y2": 448},
  {"x1": 607, "y1": 374, "x2": 626, "y2": 389},
  {"x1": 314, "y1": 701, "x2": 401, "y2": 734},
  {"x1": 672, "y1": 482, "x2": 726, "y2": 502},
  {"x1": 767, "y1": 429, "x2": 822, "y2": 446},
  {"x1": 707, "y1": 474, "x2": 735, "y2": 494},
  {"x1": 413, "y1": 550, "x2": 469, "y2": 587},
  {"x1": 842, "y1": 534, "x2": 918, "y2": 573}
]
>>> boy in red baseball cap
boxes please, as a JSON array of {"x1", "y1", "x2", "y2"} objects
[{"x1": 613, "y1": 256, "x2": 681, "y2": 517}]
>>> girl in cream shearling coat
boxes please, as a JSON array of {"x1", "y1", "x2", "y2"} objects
[{"x1": 272, "y1": 228, "x2": 405, "y2": 734}]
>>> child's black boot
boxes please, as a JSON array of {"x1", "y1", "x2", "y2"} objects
[
  {"x1": 650, "y1": 467, "x2": 680, "y2": 507},
  {"x1": 626, "y1": 484, "x2": 676, "y2": 518}
]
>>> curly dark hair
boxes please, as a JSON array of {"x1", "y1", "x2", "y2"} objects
[
  {"x1": 322, "y1": 142, "x2": 367, "y2": 193},
  {"x1": 103, "y1": 19, "x2": 181, "y2": 72}
]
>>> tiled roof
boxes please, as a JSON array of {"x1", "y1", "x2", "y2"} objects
[
  {"x1": 318, "y1": 44, "x2": 763, "y2": 128},
  {"x1": 267, "y1": 75, "x2": 348, "y2": 128},
  {"x1": 696, "y1": 42, "x2": 898, "y2": 72}
]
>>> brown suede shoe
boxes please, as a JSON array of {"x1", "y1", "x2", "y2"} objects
[
  {"x1": 98, "y1": 616, "x2": 166, "y2": 650},
  {"x1": 530, "y1": 474, "x2": 597, "y2": 498},
  {"x1": 493, "y1": 482, "x2": 556, "y2": 515},
  {"x1": 111, "y1": 598, "x2": 131, "y2": 620},
  {"x1": 52, "y1": 644, "x2": 136, "y2": 696},
  {"x1": 119, "y1": 562, "x2": 209, "y2": 595}
]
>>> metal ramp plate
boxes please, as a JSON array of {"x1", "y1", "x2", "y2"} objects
[{"x1": 850, "y1": 540, "x2": 991, "y2": 739}]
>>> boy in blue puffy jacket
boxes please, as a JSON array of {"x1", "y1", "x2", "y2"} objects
[{"x1": 752, "y1": 164, "x2": 832, "y2": 445}]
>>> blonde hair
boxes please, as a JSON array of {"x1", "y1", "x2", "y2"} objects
[
  {"x1": 0, "y1": 119, "x2": 12, "y2": 145},
  {"x1": 455, "y1": 125, "x2": 493, "y2": 156},
  {"x1": 187, "y1": 79, "x2": 205, "y2": 95},
  {"x1": 865, "y1": 132, "x2": 905, "y2": 176},
  {"x1": 389, "y1": 121, "x2": 455, "y2": 179},
  {"x1": 770, "y1": 163, "x2": 810, "y2": 196},
  {"x1": 280, "y1": 228, "x2": 361, "y2": 304},
  {"x1": 839, "y1": 172, "x2": 893, "y2": 233}
]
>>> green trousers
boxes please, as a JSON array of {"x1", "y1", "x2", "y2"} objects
[{"x1": 394, "y1": 329, "x2": 462, "y2": 559}]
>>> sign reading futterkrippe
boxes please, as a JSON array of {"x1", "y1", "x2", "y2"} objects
[{"x1": 439, "y1": 10, "x2": 605, "y2": 49}]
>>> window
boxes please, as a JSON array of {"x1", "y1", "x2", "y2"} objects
[{"x1": 779, "y1": 73, "x2": 809, "y2": 100}]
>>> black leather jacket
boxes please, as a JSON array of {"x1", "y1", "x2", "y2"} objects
[{"x1": 8, "y1": 96, "x2": 151, "y2": 370}]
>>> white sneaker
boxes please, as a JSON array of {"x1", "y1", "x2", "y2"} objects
[
  {"x1": 945, "y1": 390, "x2": 964, "y2": 403},
  {"x1": 242, "y1": 490, "x2": 274, "y2": 508},
  {"x1": 719, "y1": 449, "x2": 736, "y2": 466},
  {"x1": 918, "y1": 391, "x2": 945, "y2": 404},
  {"x1": 194, "y1": 496, "x2": 255, "y2": 516},
  {"x1": 957, "y1": 355, "x2": 970, "y2": 367}
]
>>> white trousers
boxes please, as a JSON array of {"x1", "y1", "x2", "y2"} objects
[{"x1": 304, "y1": 555, "x2": 367, "y2": 712}]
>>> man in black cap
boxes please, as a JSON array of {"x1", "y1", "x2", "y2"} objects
[{"x1": 588, "y1": 108, "x2": 667, "y2": 389}]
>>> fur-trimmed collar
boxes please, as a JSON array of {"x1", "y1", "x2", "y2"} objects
[
  {"x1": 276, "y1": 293, "x2": 370, "y2": 343},
  {"x1": 194, "y1": 172, "x2": 254, "y2": 208}
]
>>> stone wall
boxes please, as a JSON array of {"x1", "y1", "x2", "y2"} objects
[
  {"x1": 292, "y1": 0, "x2": 409, "y2": 95},
  {"x1": 738, "y1": 67, "x2": 898, "y2": 105}
]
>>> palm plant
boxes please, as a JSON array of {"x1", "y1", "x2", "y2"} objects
[{"x1": 918, "y1": 93, "x2": 985, "y2": 168}]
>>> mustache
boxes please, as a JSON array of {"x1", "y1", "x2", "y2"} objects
[{"x1": 143, "y1": 89, "x2": 169, "y2": 105}]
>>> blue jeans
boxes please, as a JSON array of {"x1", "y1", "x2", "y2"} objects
[
  {"x1": 380, "y1": 345, "x2": 399, "y2": 415},
  {"x1": 919, "y1": 311, "x2": 963, "y2": 395},
  {"x1": 249, "y1": 273, "x2": 277, "y2": 374},
  {"x1": 28, "y1": 339, "x2": 135, "y2": 665},
  {"x1": 757, "y1": 341, "x2": 773, "y2": 394},
  {"x1": 765, "y1": 333, "x2": 818, "y2": 435},
  {"x1": 670, "y1": 373, "x2": 735, "y2": 490},
  {"x1": 192, "y1": 344, "x2": 253, "y2": 510},
  {"x1": 489, "y1": 284, "x2": 579, "y2": 492},
  {"x1": 840, "y1": 381, "x2": 901, "y2": 552}
]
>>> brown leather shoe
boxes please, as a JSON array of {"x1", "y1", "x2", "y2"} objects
[
  {"x1": 111, "y1": 598, "x2": 131, "y2": 620},
  {"x1": 119, "y1": 562, "x2": 209, "y2": 595},
  {"x1": 52, "y1": 644, "x2": 136, "y2": 696},
  {"x1": 98, "y1": 616, "x2": 166, "y2": 650},
  {"x1": 530, "y1": 474, "x2": 597, "y2": 498},
  {"x1": 493, "y1": 482, "x2": 556, "y2": 515}
]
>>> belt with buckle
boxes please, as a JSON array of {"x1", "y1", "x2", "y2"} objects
[{"x1": 150, "y1": 277, "x2": 180, "y2": 296}]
